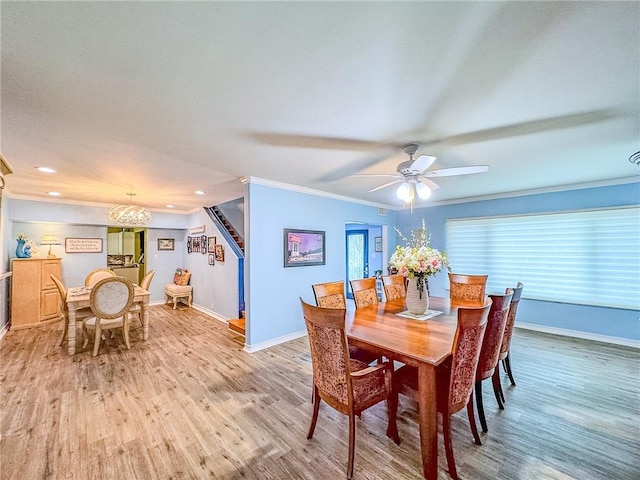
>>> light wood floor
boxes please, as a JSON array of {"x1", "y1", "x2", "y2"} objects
[{"x1": 1, "y1": 305, "x2": 638, "y2": 480}]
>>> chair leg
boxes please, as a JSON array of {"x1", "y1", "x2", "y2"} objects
[
  {"x1": 59, "y1": 318, "x2": 68, "y2": 347},
  {"x1": 307, "y1": 385, "x2": 321, "y2": 439},
  {"x1": 92, "y1": 325, "x2": 102, "y2": 357},
  {"x1": 504, "y1": 352, "x2": 517, "y2": 386},
  {"x1": 347, "y1": 411, "x2": 356, "y2": 480},
  {"x1": 476, "y1": 380, "x2": 488, "y2": 433},
  {"x1": 123, "y1": 320, "x2": 131, "y2": 350},
  {"x1": 492, "y1": 370, "x2": 505, "y2": 409},
  {"x1": 443, "y1": 413, "x2": 458, "y2": 480},
  {"x1": 466, "y1": 390, "x2": 482, "y2": 445},
  {"x1": 82, "y1": 324, "x2": 89, "y2": 349},
  {"x1": 173, "y1": 295, "x2": 178, "y2": 310}
]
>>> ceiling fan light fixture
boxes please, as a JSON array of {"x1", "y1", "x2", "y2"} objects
[
  {"x1": 415, "y1": 181, "x2": 431, "y2": 199},
  {"x1": 396, "y1": 181, "x2": 414, "y2": 202}
]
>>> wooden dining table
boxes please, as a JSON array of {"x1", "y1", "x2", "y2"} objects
[
  {"x1": 345, "y1": 296, "x2": 458, "y2": 480},
  {"x1": 65, "y1": 285, "x2": 151, "y2": 355}
]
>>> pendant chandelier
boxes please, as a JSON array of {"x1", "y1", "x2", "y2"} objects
[{"x1": 108, "y1": 193, "x2": 152, "y2": 226}]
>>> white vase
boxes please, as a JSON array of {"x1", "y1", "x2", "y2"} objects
[{"x1": 405, "y1": 276, "x2": 429, "y2": 315}]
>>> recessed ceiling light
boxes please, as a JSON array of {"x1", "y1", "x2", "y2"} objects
[
  {"x1": 47, "y1": 191, "x2": 61, "y2": 196},
  {"x1": 37, "y1": 166, "x2": 56, "y2": 173},
  {"x1": 166, "y1": 204, "x2": 174, "y2": 208},
  {"x1": 195, "y1": 190, "x2": 206, "y2": 195}
]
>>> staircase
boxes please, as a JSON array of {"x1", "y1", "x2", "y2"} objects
[
  {"x1": 211, "y1": 206, "x2": 244, "y2": 252},
  {"x1": 228, "y1": 311, "x2": 246, "y2": 336}
]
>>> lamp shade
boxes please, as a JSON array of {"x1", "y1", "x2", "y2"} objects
[
  {"x1": 41, "y1": 234, "x2": 60, "y2": 245},
  {"x1": 41, "y1": 234, "x2": 61, "y2": 258}
]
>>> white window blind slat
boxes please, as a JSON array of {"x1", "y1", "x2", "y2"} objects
[{"x1": 445, "y1": 207, "x2": 640, "y2": 310}]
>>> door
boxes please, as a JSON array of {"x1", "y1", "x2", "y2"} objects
[{"x1": 346, "y1": 230, "x2": 368, "y2": 299}]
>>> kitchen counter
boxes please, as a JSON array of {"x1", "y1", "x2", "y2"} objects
[{"x1": 111, "y1": 266, "x2": 139, "y2": 284}]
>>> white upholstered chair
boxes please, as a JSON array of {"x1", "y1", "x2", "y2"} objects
[{"x1": 82, "y1": 277, "x2": 135, "y2": 356}]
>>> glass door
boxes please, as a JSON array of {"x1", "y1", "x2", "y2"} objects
[{"x1": 346, "y1": 230, "x2": 368, "y2": 299}]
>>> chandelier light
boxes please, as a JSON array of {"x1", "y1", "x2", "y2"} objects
[{"x1": 108, "y1": 193, "x2": 152, "y2": 226}]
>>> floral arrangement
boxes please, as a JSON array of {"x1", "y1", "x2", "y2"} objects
[
  {"x1": 389, "y1": 219, "x2": 450, "y2": 297},
  {"x1": 17, "y1": 233, "x2": 28, "y2": 241}
]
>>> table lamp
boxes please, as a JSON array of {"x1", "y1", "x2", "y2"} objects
[{"x1": 41, "y1": 234, "x2": 61, "y2": 258}]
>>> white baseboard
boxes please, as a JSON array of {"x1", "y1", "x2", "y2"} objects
[
  {"x1": 191, "y1": 304, "x2": 229, "y2": 324},
  {"x1": 243, "y1": 329, "x2": 307, "y2": 353},
  {"x1": 516, "y1": 322, "x2": 640, "y2": 349}
]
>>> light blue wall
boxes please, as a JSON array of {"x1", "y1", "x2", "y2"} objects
[
  {"x1": 395, "y1": 182, "x2": 640, "y2": 341},
  {"x1": 245, "y1": 181, "x2": 395, "y2": 348}
]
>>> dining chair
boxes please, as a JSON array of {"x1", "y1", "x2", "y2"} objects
[
  {"x1": 493, "y1": 282, "x2": 524, "y2": 400},
  {"x1": 382, "y1": 274, "x2": 406, "y2": 301},
  {"x1": 300, "y1": 298, "x2": 394, "y2": 480},
  {"x1": 473, "y1": 289, "x2": 513, "y2": 435},
  {"x1": 129, "y1": 270, "x2": 155, "y2": 327},
  {"x1": 448, "y1": 273, "x2": 488, "y2": 305},
  {"x1": 312, "y1": 281, "x2": 379, "y2": 365},
  {"x1": 388, "y1": 298, "x2": 492, "y2": 480},
  {"x1": 50, "y1": 274, "x2": 93, "y2": 347},
  {"x1": 84, "y1": 268, "x2": 117, "y2": 287},
  {"x1": 82, "y1": 277, "x2": 135, "y2": 356},
  {"x1": 349, "y1": 277, "x2": 379, "y2": 308}
]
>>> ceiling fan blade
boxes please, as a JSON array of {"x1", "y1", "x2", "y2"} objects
[
  {"x1": 248, "y1": 132, "x2": 387, "y2": 151},
  {"x1": 368, "y1": 179, "x2": 403, "y2": 193},
  {"x1": 423, "y1": 165, "x2": 489, "y2": 177},
  {"x1": 410, "y1": 154, "x2": 436, "y2": 172},
  {"x1": 419, "y1": 178, "x2": 440, "y2": 191},
  {"x1": 350, "y1": 173, "x2": 402, "y2": 178},
  {"x1": 422, "y1": 109, "x2": 623, "y2": 149}
]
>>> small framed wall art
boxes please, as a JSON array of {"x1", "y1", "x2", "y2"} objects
[
  {"x1": 158, "y1": 238, "x2": 175, "y2": 251},
  {"x1": 208, "y1": 236, "x2": 217, "y2": 253},
  {"x1": 214, "y1": 244, "x2": 225, "y2": 262},
  {"x1": 283, "y1": 228, "x2": 325, "y2": 267}
]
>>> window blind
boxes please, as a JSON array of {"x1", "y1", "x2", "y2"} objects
[{"x1": 445, "y1": 207, "x2": 640, "y2": 310}]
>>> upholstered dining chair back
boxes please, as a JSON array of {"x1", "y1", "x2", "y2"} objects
[
  {"x1": 312, "y1": 280, "x2": 346, "y2": 309},
  {"x1": 448, "y1": 298, "x2": 492, "y2": 410},
  {"x1": 471, "y1": 290, "x2": 513, "y2": 433},
  {"x1": 312, "y1": 281, "x2": 379, "y2": 365},
  {"x1": 83, "y1": 277, "x2": 134, "y2": 356},
  {"x1": 477, "y1": 290, "x2": 514, "y2": 380},
  {"x1": 349, "y1": 277, "x2": 379, "y2": 309},
  {"x1": 448, "y1": 273, "x2": 488, "y2": 306},
  {"x1": 499, "y1": 282, "x2": 524, "y2": 361},
  {"x1": 300, "y1": 298, "x2": 393, "y2": 479},
  {"x1": 50, "y1": 274, "x2": 93, "y2": 347},
  {"x1": 130, "y1": 270, "x2": 155, "y2": 325},
  {"x1": 494, "y1": 282, "x2": 525, "y2": 391},
  {"x1": 140, "y1": 270, "x2": 155, "y2": 290},
  {"x1": 387, "y1": 298, "x2": 492, "y2": 480},
  {"x1": 382, "y1": 274, "x2": 406, "y2": 301},
  {"x1": 84, "y1": 268, "x2": 117, "y2": 287}
]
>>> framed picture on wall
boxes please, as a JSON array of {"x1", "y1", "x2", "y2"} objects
[
  {"x1": 187, "y1": 236, "x2": 193, "y2": 253},
  {"x1": 208, "y1": 254, "x2": 215, "y2": 265},
  {"x1": 283, "y1": 228, "x2": 325, "y2": 267},
  {"x1": 201, "y1": 235, "x2": 207, "y2": 255},
  {"x1": 158, "y1": 238, "x2": 175, "y2": 251},
  {"x1": 374, "y1": 236, "x2": 382, "y2": 252},
  {"x1": 208, "y1": 236, "x2": 216, "y2": 253},
  {"x1": 214, "y1": 244, "x2": 225, "y2": 262}
]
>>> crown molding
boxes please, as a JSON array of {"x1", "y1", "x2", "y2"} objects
[
  {"x1": 240, "y1": 176, "x2": 399, "y2": 210},
  {"x1": 399, "y1": 176, "x2": 640, "y2": 209}
]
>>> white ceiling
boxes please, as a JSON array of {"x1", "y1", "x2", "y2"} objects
[{"x1": 2, "y1": 2, "x2": 638, "y2": 213}]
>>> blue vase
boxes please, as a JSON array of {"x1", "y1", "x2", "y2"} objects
[{"x1": 15, "y1": 239, "x2": 31, "y2": 258}]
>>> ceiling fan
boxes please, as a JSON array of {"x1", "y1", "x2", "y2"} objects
[{"x1": 351, "y1": 143, "x2": 488, "y2": 202}]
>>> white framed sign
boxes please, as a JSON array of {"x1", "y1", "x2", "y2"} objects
[
  {"x1": 65, "y1": 238, "x2": 103, "y2": 253},
  {"x1": 190, "y1": 225, "x2": 206, "y2": 234}
]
